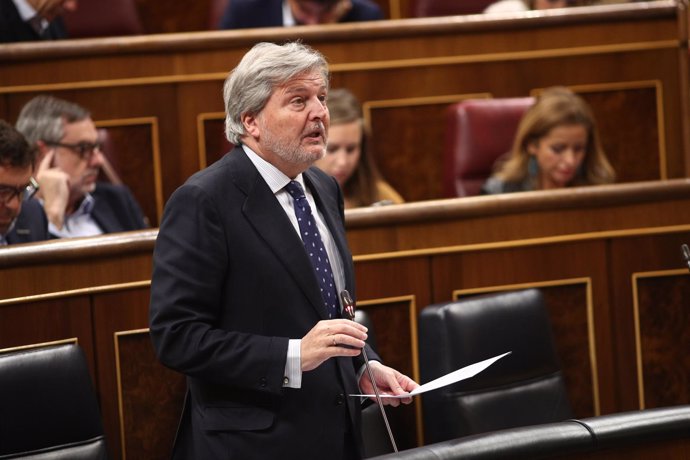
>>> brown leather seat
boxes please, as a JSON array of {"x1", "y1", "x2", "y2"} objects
[
  {"x1": 443, "y1": 97, "x2": 534, "y2": 197},
  {"x1": 409, "y1": 0, "x2": 496, "y2": 17},
  {"x1": 62, "y1": 0, "x2": 144, "y2": 38}
]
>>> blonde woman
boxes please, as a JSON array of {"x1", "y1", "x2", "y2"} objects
[
  {"x1": 481, "y1": 87, "x2": 615, "y2": 194},
  {"x1": 315, "y1": 88, "x2": 404, "y2": 208}
]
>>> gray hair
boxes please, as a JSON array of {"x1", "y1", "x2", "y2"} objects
[
  {"x1": 223, "y1": 41, "x2": 329, "y2": 145},
  {"x1": 15, "y1": 95, "x2": 90, "y2": 145}
]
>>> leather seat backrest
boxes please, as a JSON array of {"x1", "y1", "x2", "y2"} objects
[
  {"x1": 62, "y1": 0, "x2": 144, "y2": 38},
  {"x1": 0, "y1": 343, "x2": 109, "y2": 459},
  {"x1": 410, "y1": 0, "x2": 496, "y2": 17},
  {"x1": 443, "y1": 97, "x2": 534, "y2": 197},
  {"x1": 418, "y1": 289, "x2": 573, "y2": 444}
]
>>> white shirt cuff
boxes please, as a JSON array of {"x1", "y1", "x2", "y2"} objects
[{"x1": 283, "y1": 339, "x2": 302, "y2": 388}]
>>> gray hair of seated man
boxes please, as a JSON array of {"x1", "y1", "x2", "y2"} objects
[{"x1": 15, "y1": 95, "x2": 90, "y2": 146}]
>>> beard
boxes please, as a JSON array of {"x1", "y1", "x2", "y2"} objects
[{"x1": 259, "y1": 118, "x2": 326, "y2": 165}]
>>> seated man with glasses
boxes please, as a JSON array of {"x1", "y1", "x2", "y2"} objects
[
  {"x1": 16, "y1": 95, "x2": 147, "y2": 238},
  {"x1": 0, "y1": 119, "x2": 48, "y2": 246}
]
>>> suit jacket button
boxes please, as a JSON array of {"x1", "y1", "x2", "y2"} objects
[
  {"x1": 260, "y1": 377, "x2": 267, "y2": 388},
  {"x1": 335, "y1": 393, "x2": 344, "y2": 405}
]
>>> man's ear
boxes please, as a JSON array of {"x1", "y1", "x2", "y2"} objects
[{"x1": 242, "y1": 113, "x2": 260, "y2": 138}]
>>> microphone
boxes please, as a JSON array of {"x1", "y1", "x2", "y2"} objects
[
  {"x1": 339, "y1": 289, "x2": 398, "y2": 453},
  {"x1": 682, "y1": 244, "x2": 690, "y2": 272}
]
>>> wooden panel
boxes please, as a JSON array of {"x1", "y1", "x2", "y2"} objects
[
  {"x1": 116, "y1": 330, "x2": 185, "y2": 460},
  {"x1": 432, "y1": 245, "x2": 607, "y2": 417},
  {"x1": 92, "y1": 286, "x2": 152, "y2": 460},
  {"x1": 355, "y1": 257, "x2": 431, "y2": 448},
  {"x1": 200, "y1": 115, "x2": 231, "y2": 167},
  {"x1": 0, "y1": 297, "x2": 95, "y2": 370},
  {"x1": 634, "y1": 272, "x2": 690, "y2": 409},
  {"x1": 97, "y1": 121, "x2": 160, "y2": 226}
]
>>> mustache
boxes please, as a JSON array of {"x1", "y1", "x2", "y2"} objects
[{"x1": 305, "y1": 122, "x2": 326, "y2": 138}]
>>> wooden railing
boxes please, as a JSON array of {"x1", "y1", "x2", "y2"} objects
[{"x1": 2, "y1": 179, "x2": 690, "y2": 459}]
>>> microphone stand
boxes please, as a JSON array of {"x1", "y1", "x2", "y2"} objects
[{"x1": 340, "y1": 290, "x2": 399, "y2": 453}]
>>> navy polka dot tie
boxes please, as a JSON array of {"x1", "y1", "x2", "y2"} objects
[{"x1": 285, "y1": 181, "x2": 340, "y2": 319}]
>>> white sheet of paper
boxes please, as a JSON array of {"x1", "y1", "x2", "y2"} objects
[{"x1": 350, "y1": 351, "x2": 511, "y2": 399}]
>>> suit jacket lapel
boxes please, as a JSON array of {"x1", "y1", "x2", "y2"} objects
[{"x1": 227, "y1": 148, "x2": 330, "y2": 319}]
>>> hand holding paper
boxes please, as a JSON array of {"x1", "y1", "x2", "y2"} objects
[{"x1": 351, "y1": 351, "x2": 511, "y2": 399}]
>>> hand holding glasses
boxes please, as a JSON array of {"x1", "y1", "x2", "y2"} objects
[{"x1": 0, "y1": 177, "x2": 39, "y2": 204}]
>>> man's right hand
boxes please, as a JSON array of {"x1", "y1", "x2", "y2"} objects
[
  {"x1": 35, "y1": 150, "x2": 70, "y2": 230},
  {"x1": 300, "y1": 319, "x2": 368, "y2": 372}
]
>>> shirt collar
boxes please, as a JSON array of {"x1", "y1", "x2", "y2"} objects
[
  {"x1": 12, "y1": 0, "x2": 36, "y2": 21},
  {"x1": 282, "y1": 0, "x2": 296, "y2": 26},
  {"x1": 242, "y1": 145, "x2": 306, "y2": 194},
  {"x1": 71, "y1": 193, "x2": 96, "y2": 218}
]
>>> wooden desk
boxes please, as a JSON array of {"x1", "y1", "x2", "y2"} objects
[
  {"x1": 1, "y1": 179, "x2": 690, "y2": 459},
  {"x1": 1, "y1": 1, "x2": 687, "y2": 227}
]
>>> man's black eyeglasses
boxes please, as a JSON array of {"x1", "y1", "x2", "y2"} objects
[
  {"x1": 45, "y1": 140, "x2": 103, "y2": 161},
  {"x1": 0, "y1": 177, "x2": 39, "y2": 204}
]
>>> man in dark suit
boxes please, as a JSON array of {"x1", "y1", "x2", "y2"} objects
[
  {"x1": 149, "y1": 42, "x2": 416, "y2": 459},
  {"x1": 15, "y1": 95, "x2": 147, "y2": 238},
  {"x1": 0, "y1": 120, "x2": 49, "y2": 246},
  {"x1": 0, "y1": 0, "x2": 77, "y2": 43},
  {"x1": 219, "y1": 0, "x2": 383, "y2": 29}
]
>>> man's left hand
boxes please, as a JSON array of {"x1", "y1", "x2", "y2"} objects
[{"x1": 358, "y1": 361, "x2": 419, "y2": 407}]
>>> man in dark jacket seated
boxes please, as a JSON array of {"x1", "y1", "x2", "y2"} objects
[
  {"x1": 219, "y1": 0, "x2": 383, "y2": 29},
  {"x1": 0, "y1": 119, "x2": 49, "y2": 246},
  {"x1": 16, "y1": 95, "x2": 147, "y2": 239}
]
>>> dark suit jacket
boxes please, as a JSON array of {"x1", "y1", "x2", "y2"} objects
[
  {"x1": 0, "y1": 0, "x2": 68, "y2": 43},
  {"x1": 219, "y1": 0, "x2": 383, "y2": 29},
  {"x1": 90, "y1": 183, "x2": 147, "y2": 233},
  {"x1": 149, "y1": 147, "x2": 375, "y2": 459},
  {"x1": 5, "y1": 199, "x2": 49, "y2": 244}
]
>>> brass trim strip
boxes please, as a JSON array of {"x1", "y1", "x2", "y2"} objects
[
  {"x1": 95, "y1": 117, "x2": 164, "y2": 222},
  {"x1": 0, "y1": 280, "x2": 151, "y2": 307},
  {"x1": 0, "y1": 41, "x2": 676, "y2": 94},
  {"x1": 358, "y1": 294, "x2": 424, "y2": 446},
  {"x1": 454, "y1": 277, "x2": 600, "y2": 416},
  {"x1": 361, "y1": 93, "x2": 491, "y2": 132},
  {"x1": 631, "y1": 268, "x2": 688, "y2": 409},
  {"x1": 196, "y1": 111, "x2": 226, "y2": 169},
  {"x1": 0, "y1": 337, "x2": 78, "y2": 354},
  {"x1": 330, "y1": 41, "x2": 678, "y2": 73},
  {"x1": 353, "y1": 223, "x2": 690, "y2": 262}
]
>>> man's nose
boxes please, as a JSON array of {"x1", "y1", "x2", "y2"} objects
[{"x1": 309, "y1": 97, "x2": 328, "y2": 119}]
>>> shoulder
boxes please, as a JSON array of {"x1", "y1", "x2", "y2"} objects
[
  {"x1": 93, "y1": 182, "x2": 137, "y2": 201},
  {"x1": 9, "y1": 199, "x2": 49, "y2": 243},
  {"x1": 375, "y1": 180, "x2": 404, "y2": 204},
  {"x1": 481, "y1": 176, "x2": 530, "y2": 195},
  {"x1": 483, "y1": 0, "x2": 528, "y2": 14},
  {"x1": 220, "y1": 0, "x2": 282, "y2": 28},
  {"x1": 345, "y1": 0, "x2": 384, "y2": 21}
]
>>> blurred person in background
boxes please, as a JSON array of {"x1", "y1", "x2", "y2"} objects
[
  {"x1": 0, "y1": 120, "x2": 48, "y2": 246},
  {"x1": 481, "y1": 86, "x2": 615, "y2": 194},
  {"x1": 16, "y1": 95, "x2": 147, "y2": 238},
  {"x1": 219, "y1": 0, "x2": 383, "y2": 29},
  {"x1": 314, "y1": 88, "x2": 403, "y2": 208},
  {"x1": 0, "y1": 0, "x2": 77, "y2": 42}
]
